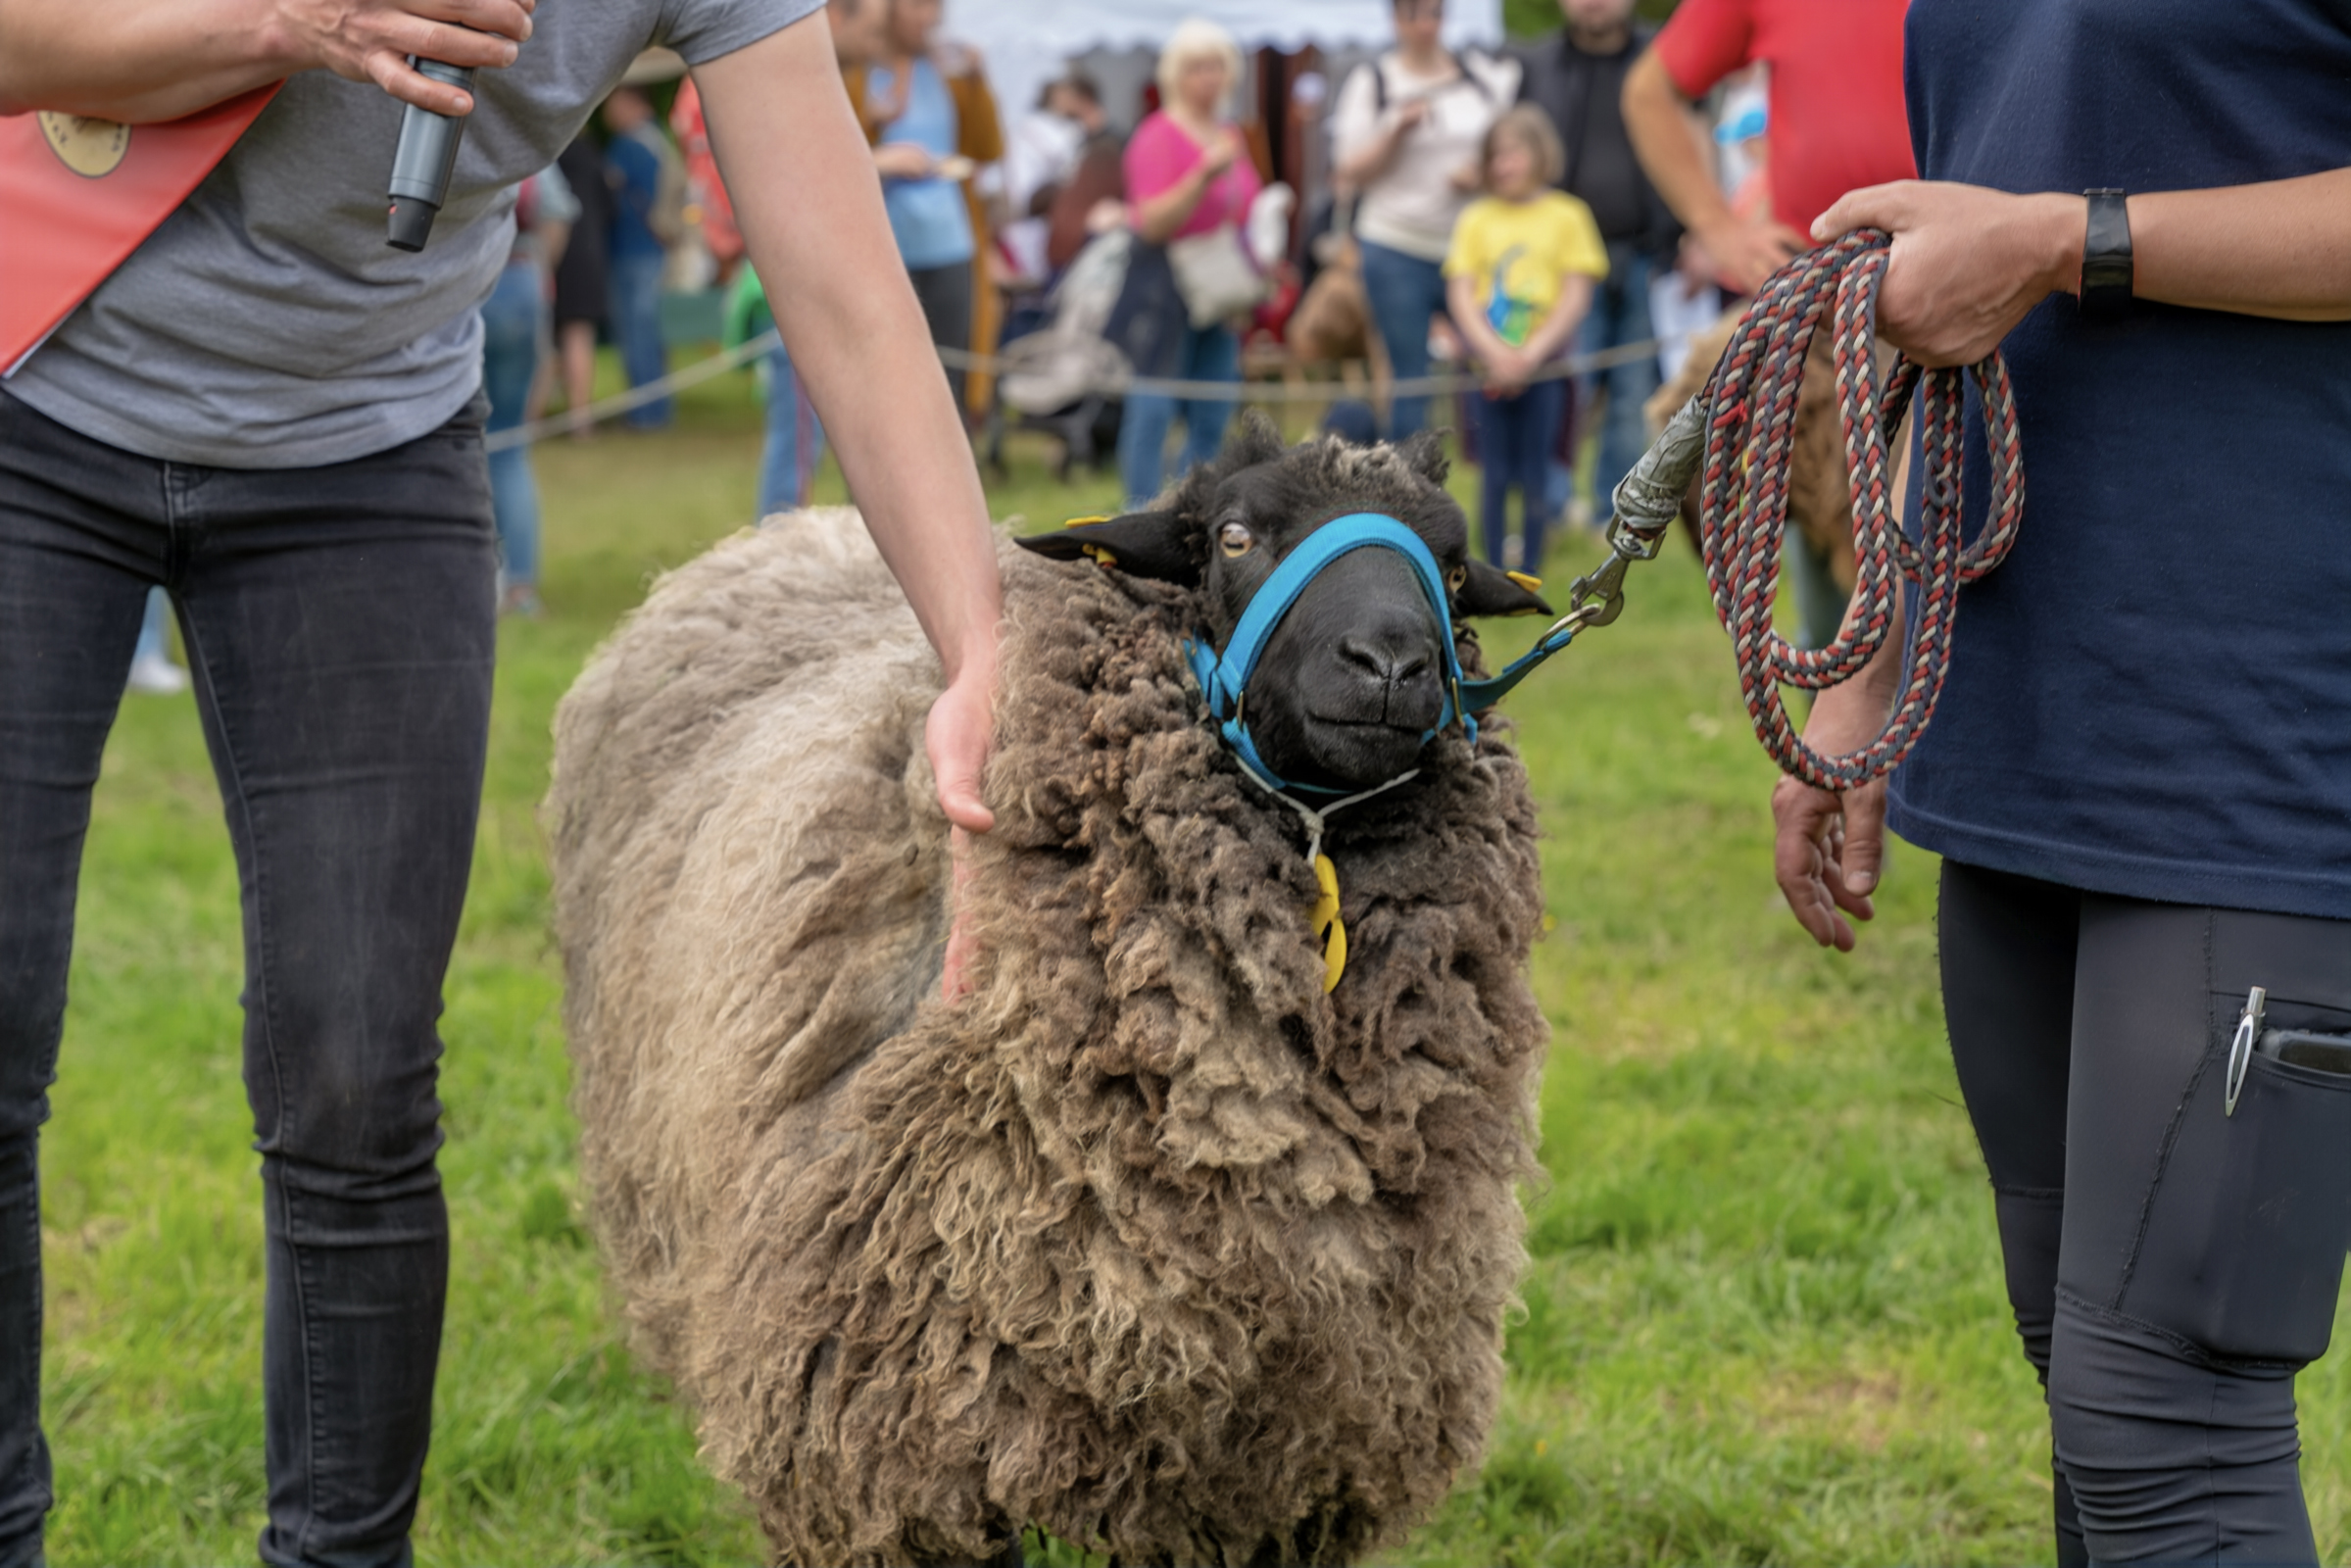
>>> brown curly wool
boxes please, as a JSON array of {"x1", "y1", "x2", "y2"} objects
[{"x1": 546, "y1": 492, "x2": 1547, "y2": 1566}]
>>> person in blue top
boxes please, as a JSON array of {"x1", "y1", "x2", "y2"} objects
[
  {"x1": 1771, "y1": 3, "x2": 2351, "y2": 1561},
  {"x1": 862, "y1": 0, "x2": 996, "y2": 414},
  {"x1": 602, "y1": 81, "x2": 682, "y2": 430}
]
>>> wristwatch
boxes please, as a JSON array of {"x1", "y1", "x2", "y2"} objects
[{"x1": 2080, "y1": 188, "x2": 2132, "y2": 318}]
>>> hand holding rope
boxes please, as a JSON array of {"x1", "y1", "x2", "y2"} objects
[{"x1": 1567, "y1": 228, "x2": 2026, "y2": 790}]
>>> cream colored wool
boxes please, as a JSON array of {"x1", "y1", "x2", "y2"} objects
[{"x1": 547, "y1": 492, "x2": 1548, "y2": 1566}]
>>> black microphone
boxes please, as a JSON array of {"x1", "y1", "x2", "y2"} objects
[{"x1": 386, "y1": 60, "x2": 477, "y2": 252}]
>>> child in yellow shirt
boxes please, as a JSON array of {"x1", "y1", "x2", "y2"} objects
[{"x1": 1444, "y1": 106, "x2": 1608, "y2": 571}]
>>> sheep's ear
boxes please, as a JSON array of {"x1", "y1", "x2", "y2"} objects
[
  {"x1": 1396, "y1": 429, "x2": 1449, "y2": 486},
  {"x1": 1228, "y1": 410, "x2": 1286, "y2": 467},
  {"x1": 1015, "y1": 512, "x2": 1200, "y2": 586},
  {"x1": 1455, "y1": 559, "x2": 1553, "y2": 618}
]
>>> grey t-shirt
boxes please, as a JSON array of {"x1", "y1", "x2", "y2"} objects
[{"x1": 4, "y1": 0, "x2": 821, "y2": 468}]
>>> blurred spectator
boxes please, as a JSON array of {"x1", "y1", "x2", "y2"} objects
[
  {"x1": 1445, "y1": 106, "x2": 1606, "y2": 572},
  {"x1": 481, "y1": 164, "x2": 577, "y2": 616},
  {"x1": 1108, "y1": 18, "x2": 1261, "y2": 509},
  {"x1": 846, "y1": 0, "x2": 1004, "y2": 415},
  {"x1": 1624, "y1": 0, "x2": 1914, "y2": 294},
  {"x1": 1711, "y1": 67, "x2": 1769, "y2": 210},
  {"x1": 693, "y1": 1, "x2": 885, "y2": 523},
  {"x1": 1649, "y1": 234, "x2": 1723, "y2": 382},
  {"x1": 601, "y1": 83, "x2": 687, "y2": 431},
  {"x1": 1044, "y1": 89, "x2": 1129, "y2": 275},
  {"x1": 1713, "y1": 94, "x2": 1773, "y2": 265},
  {"x1": 1512, "y1": 0, "x2": 1680, "y2": 526},
  {"x1": 725, "y1": 266, "x2": 825, "y2": 519},
  {"x1": 997, "y1": 75, "x2": 1107, "y2": 291},
  {"x1": 668, "y1": 78, "x2": 744, "y2": 277},
  {"x1": 125, "y1": 589, "x2": 185, "y2": 696},
  {"x1": 552, "y1": 133, "x2": 612, "y2": 438},
  {"x1": 1330, "y1": 0, "x2": 1518, "y2": 438}
]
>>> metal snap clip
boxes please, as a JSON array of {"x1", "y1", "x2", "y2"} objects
[{"x1": 2225, "y1": 985, "x2": 2267, "y2": 1118}]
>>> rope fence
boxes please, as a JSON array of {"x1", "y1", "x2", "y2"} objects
[{"x1": 486, "y1": 329, "x2": 1666, "y2": 455}]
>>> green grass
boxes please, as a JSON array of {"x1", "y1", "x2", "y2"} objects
[{"x1": 50, "y1": 358, "x2": 2351, "y2": 1565}]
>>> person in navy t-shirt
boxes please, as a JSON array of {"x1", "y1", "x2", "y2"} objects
[{"x1": 1769, "y1": 2, "x2": 2351, "y2": 1561}]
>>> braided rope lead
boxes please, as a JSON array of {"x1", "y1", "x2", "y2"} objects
[{"x1": 1695, "y1": 228, "x2": 2024, "y2": 793}]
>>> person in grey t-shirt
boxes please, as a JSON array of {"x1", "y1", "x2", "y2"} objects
[{"x1": 0, "y1": 4, "x2": 1003, "y2": 1562}]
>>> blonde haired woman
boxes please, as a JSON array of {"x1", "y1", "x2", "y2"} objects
[{"x1": 1110, "y1": 17, "x2": 1262, "y2": 507}]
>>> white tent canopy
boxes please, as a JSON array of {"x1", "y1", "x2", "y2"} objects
[{"x1": 946, "y1": 0, "x2": 1506, "y2": 141}]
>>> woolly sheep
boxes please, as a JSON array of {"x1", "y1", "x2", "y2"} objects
[{"x1": 546, "y1": 422, "x2": 1560, "y2": 1566}]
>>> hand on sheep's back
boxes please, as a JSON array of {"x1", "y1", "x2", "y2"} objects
[{"x1": 926, "y1": 648, "x2": 998, "y2": 1001}]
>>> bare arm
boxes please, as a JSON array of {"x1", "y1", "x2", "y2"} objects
[
  {"x1": 0, "y1": 0, "x2": 531, "y2": 122},
  {"x1": 1814, "y1": 172, "x2": 2351, "y2": 367},
  {"x1": 695, "y1": 14, "x2": 1000, "y2": 836},
  {"x1": 1621, "y1": 47, "x2": 1803, "y2": 294},
  {"x1": 536, "y1": 216, "x2": 569, "y2": 276}
]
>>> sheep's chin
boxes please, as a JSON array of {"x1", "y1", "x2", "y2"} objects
[{"x1": 1281, "y1": 716, "x2": 1430, "y2": 794}]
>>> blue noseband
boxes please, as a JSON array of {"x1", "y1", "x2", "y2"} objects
[{"x1": 1183, "y1": 513, "x2": 1475, "y2": 798}]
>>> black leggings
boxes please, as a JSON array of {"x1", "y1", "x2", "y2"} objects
[{"x1": 1940, "y1": 861, "x2": 2351, "y2": 1566}]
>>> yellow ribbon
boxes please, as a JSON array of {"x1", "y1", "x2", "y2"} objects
[{"x1": 1309, "y1": 853, "x2": 1347, "y2": 994}]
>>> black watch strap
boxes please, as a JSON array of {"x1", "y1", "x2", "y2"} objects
[{"x1": 2081, "y1": 188, "x2": 2132, "y2": 318}]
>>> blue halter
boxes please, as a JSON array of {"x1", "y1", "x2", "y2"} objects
[
  {"x1": 1182, "y1": 511, "x2": 1591, "y2": 798},
  {"x1": 1183, "y1": 514, "x2": 1474, "y2": 798}
]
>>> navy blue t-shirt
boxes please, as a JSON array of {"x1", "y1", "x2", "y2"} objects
[{"x1": 1887, "y1": 0, "x2": 2351, "y2": 919}]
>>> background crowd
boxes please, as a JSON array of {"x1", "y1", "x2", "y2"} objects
[
  {"x1": 500, "y1": 0, "x2": 1910, "y2": 605},
  {"x1": 126, "y1": 0, "x2": 1905, "y2": 695}
]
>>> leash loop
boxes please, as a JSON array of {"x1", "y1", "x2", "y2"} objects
[{"x1": 1697, "y1": 228, "x2": 2025, "y2": 792}]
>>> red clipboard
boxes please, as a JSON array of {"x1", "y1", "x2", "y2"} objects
[{"x1": 0, "y1": 83, "x2": 281, "y2": 375}]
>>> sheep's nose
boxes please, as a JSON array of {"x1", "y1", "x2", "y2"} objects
[{"x1": 1339, "y1": 627, "x2": 1436, "y2": 688}]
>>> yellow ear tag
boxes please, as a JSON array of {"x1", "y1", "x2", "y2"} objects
[
  {"x1": 1506, "y1": 570, "x2": 1543, "y2": 592},
  {"x1": 1062, "y1": 515, "x2": 1110, "y2": 528},
  {"x1": 1079, "y1": 544, "x2": 1118, "y2": 568},
  {"x1": 1309, "y1": 853, "x2": 1347, "y2": 994}
]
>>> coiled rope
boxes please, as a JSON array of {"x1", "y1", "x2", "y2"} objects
[{"x1": 1694, "y1": 228, "x2": 2025, "y2": 792}]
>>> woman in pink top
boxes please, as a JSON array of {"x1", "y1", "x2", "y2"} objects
[{"x1": 1114, "y1": 17, "x2": 1263, "y2": 507}]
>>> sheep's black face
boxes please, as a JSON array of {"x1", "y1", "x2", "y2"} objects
[
  {"x1": 1016, "y1": 418, "x2": 1552, "y2": 792},
  {"x1": 1198, "y1": 465, "x2": 1452, "y2": 791}
]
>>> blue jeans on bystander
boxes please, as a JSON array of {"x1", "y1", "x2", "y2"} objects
[
  {"x1": 1559, "y1": 240, "x2": 1664, "y2": 521},
  {"x1": 1472, "y1": 378, "x2": 1564, "y2": 572},
  {"x1": 1356, "y1": 240, "x2": 1450, "y2": 439},
  {"x1": 481, "y1": 260, "x2": 544, "y2": 593},
  {"x1": 756, "y1": 339, "x2": 825, "y2": 521},
  {"x1": 607, "y1": 250, "x2": 672, "y2": 430},
  {"x1": 1117, "y1": 320, "x2": 1240, "y2": 509}
]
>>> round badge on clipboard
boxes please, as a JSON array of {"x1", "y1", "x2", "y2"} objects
[{"x1": 37, "y1": 114, "x2": 131, "y2": 179}]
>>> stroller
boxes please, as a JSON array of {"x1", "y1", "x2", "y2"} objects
[{"x1": 987, "y1": 229, "x2": 1133, "y2": 480}]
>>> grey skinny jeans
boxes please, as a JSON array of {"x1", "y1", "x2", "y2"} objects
[{"x1": 0, "y1": 387, "x2": 496, "y2": 1567}]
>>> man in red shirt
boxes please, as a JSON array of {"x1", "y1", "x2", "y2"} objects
[{"x1": 1622, "y1": 0, "x2": 1913, "y2": 293}]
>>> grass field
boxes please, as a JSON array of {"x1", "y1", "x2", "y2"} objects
[{"x1": 49, "y1": 360, "x2": 2351, "y2": 1565}]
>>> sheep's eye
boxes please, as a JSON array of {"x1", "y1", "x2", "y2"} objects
[
  {"x1": 1446, "y1": 564, "x2": 1467, "y2": 592},
  {"x1": 1218, "y1": 521, "x2": 1254, "y2": 558}
]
